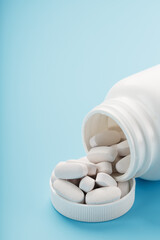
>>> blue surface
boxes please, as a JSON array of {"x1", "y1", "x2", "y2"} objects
[{"x1": 1, "y1": 1, "x2": 160, "y2": 239}]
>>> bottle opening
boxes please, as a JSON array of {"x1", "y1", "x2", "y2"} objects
[{"x1": 83, "y1": 111, "x2": 135, "y2": 181}]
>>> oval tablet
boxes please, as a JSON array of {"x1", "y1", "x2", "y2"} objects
[
  {"x1": 54, "y1": 162, "x2": 88, "y2": 179},
  {"x1": 87, "y1": 146, "x2": 118, "y2": 163},
  {"x1": 67, "y1": 156, "x2": 89, "y2": 163},
  {"x1": 96, "y1": 162, "x2": 112, "y2": 175},
  {"x1": 117, "y1": 140, "x2": 130, "y2": 156},
  {"x1": 78, "y1": 156, "x2": 90, "y2": 163},
  {"x1": 67, "y1": 159, "x2": 97, "y2": 176},
  {"x1": 79, "y1": 176, "x2": 95, "y2": 193},
  {"x1": 116, "y1": 155, "x2": 130, "y2": 173},
  {"x1": 90, "y1": 130, "x2": 121, "y2": 147},
  {"x1": 112, "y1": 155, "x2": 122, "y2": 172},
  {"x1": 53, "y1": 179, "x2": 84, "y2": 203},
  {"x1": 117, "y1": 181, "x2": 130, "y2": 198},
  {"x1": 96, "y1": 172, "x2": 117, "y2": 187},
  {"x1": 86, "y1": 186, "x2": 121, "y2": 205}
]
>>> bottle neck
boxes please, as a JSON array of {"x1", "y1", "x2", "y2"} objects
[{"x1": 83, "y1": 97, "x2": 154, "y2": 181}]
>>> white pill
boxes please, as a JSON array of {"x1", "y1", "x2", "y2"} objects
[
  {"x1": 78, "y1": 156, "x2": 90, "y2": 163},
  {"x1": 96, "y1": 172, "x2": 117, "y2": 187},
  {"x1": 85, "y1": 162, "x2": 97, "y2": 176},
  {"x1": 86, "y1": 186, "x2": 121, "y2": 205},
  {"x1": 87, "y1": 146, "x2": 118, "y2": 163},
  {"x1": 116, "y1": 155, "x2": 130, "y2": 173},
  {"x1": 79, "y1": 176, "x2": 95, "y2": 193},
  {"x1": 89, "y1": 130, "x2": 121, "y2": 147},
  {"x1": 54, "y1": 161, "x2": 88, "y2": 179},
  {"x1": 51, "y1": 170, "x2": 57, "y2": 183},
  {"x1": 108, "y1": 118, "x2": 121, "y2": 131},
  {"x1": 117, "y1": 181, "x2": 130, "y2": 198},
  {"x1": 53, "y1": 179, "x2": 84, "y2": 203},
  {"x1": 67, "y1": 156, "x2": 89, "y2": 163},
  {"x1": 67, "y1": 159, "x2": 97, "y2": 176},
  {"x1": 112, "y1": 155, "x2": 122, "y2": 172},
  {"x1": 96, "y1": 162, "x2": 112, "y2": 175},
  {"x1": 119, "y1": 131, "x2": 126, "y2": 141},
  {"x1": 117, "y1": 140, "x2": 130, "y2": 156}
]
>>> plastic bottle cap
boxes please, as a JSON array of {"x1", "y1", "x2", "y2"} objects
[{"x1": 50, "y1": 178, "x2": 135, "y2": 222}]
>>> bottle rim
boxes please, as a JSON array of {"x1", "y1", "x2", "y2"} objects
[{"x1": 82, "y1": 98, "x2": 150, "y2": 181}]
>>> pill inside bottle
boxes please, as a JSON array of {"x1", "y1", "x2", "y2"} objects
[{"x1": 83, "y1": 115, "x2": 131, "y2": 181}]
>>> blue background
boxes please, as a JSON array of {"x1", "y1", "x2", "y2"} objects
[{"x1": 1, "y1": 1, "x2": 160, "y2": 239}]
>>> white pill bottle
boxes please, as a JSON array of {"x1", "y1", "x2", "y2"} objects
[
  {"x1": 50, "y1": 65, "x2": 160, "y2": 222},
  {"x1": 83, "y1": 65, "x2": 160, "y2": 182}
]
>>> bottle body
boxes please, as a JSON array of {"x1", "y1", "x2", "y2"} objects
[{"x1": 82, "y1": 65, "x2": 160, "y2": 181}]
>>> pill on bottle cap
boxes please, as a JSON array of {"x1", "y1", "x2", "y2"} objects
[
  {"x1": 54, "y1": 161, "x2": 88, "y2": 179},
  {"x1": 67, "y1": 157, "x2": 89, "y2": 163},
  {"x1": 96, "y1": 162, "x2": 112, "y2": 175},
  {"x1": 89, "y1": 130, "x2": 121, "y2": 147},
  {"x1": 67, "y1": 159, "x2": 97, "y2": 176},
  {"x1": 117, "y1": 140, "x2": 130, "y2": 156},
  {"x1": 96, "y1": 172, "x2": 117, "y2": 187},
  {"x1": 87, "y1": 146, "x2": 118, "y2": 163},
  {"x1": 79, "y1": 176, "x2": 95, "y2": 193},
  {"x1": 53, "y1": 179, "x2": 84, "y2": 203},
  {"x1": 85, "y1": 186, "x2": 121, "y2": 205},
  {"x1": 116, "y1": 155, "x2": 130, "y2": 174},
  {"x1": 77, "y1": 156, "x2": 90, "y2": 163},
  {"x1": 117, "y1": 181, "x2": 130, "y2": 198}
]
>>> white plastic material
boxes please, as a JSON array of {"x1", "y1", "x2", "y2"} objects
[
  {"x1": 82, "y1": 65, "x2": 160, "y2": 181},
  {"x1": 50, "y1": 65, "x2": 160, "y2": 222},
  {"x1": 50, "y1": 178, "x2": 135, "y2": 222}
]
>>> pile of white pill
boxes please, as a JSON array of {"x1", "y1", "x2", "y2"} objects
[{"x1": 51, "y1": 118, "x2": 131, "y2": 205}]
